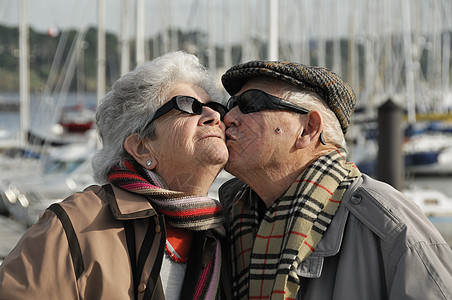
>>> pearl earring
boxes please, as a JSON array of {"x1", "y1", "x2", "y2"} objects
[{"x1": 146, "y1": 159, "x2": 152, "y2": 166}]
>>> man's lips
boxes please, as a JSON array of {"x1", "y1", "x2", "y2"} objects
[{"x1": 225, "y1": 131, "x2": 235, "y2": 141}]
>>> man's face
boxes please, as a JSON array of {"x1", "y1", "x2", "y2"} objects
[{"x1": 223, "y1": 79, "x2": 302, "y2": 179}]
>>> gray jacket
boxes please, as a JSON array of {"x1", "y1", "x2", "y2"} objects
[{"x1": 219, "y1": 174, "x2": 452, "y2": 300}]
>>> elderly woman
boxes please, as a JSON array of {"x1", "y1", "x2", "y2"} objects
[{"x1": 0, "y1": 51, "x2": 229, "y2": 300}]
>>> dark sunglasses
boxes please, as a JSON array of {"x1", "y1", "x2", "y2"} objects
[
  {"x1": 227, "y1": 89, "x2": 309, "y2": 115},
  {"x1": 147, "y1": 95, "x2": 228, "y2": 126}
]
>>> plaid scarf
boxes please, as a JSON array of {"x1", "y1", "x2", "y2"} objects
[
  {"x1": 108, "y1": 160, "x2": 224, "y2": 299},
  {"x1": 228, "y1": 150, "x2": 361, "y2": 300}
]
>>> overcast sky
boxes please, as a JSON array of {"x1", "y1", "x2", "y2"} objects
[
  {"x1": 0, "y1": 0, "x2": 244, "y2": 44},
  {"x1": 1, "y1": 0, "x2": 450, "y2": 47}
]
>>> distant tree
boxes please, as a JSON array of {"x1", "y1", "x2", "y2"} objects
[{"x1": 0, "y1": 25, "x2": 120, "y2": 93}]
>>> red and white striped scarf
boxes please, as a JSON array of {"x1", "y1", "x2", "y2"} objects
[
  {"x1": 108, "y1": 160, "x2": 224, "y2": 299},
  {"x1": 228, "y1": 150, "x2": 361, "y2": 299}
]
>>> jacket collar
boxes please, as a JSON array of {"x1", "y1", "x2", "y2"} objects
[
  {"x1": 105, "y1": 184, "x2": 158, "y2": 220},
  {"x1": 312, "y1": 175, "x2": 363, "y2": 255},
  {"x1": 297, "y1": 175, "x2": 363, "y2": 278}
]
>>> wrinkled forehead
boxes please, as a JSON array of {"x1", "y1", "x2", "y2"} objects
[
  {"x1": 167, "y1": 82, "x2": 210, "y2": 103},
  {"x1": 237, "y1": 76, "x2": 297, "y2": 98}
]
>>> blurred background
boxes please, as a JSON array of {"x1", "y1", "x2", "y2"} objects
[{"x1": 0, "y1": 0, "x2": 451, "y2": 256}]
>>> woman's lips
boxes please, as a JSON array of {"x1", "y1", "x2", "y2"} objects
[{"x1": 200, "y1": 132, "x2": 224, "y2": 141}]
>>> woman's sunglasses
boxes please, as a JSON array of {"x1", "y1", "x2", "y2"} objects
[
  {"x1": 147, "y1": 95, "x2": 228, "y2": 126},
  {"x1": 227, "y1": 89, "x2": 309, "y2": 115}
]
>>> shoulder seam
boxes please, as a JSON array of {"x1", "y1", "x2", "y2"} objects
[{"x1": 48, "y1": 203, "x2": 85, "y2": 279}]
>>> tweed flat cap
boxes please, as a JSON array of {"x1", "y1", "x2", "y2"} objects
[{"x1": 221, "y1": 60, "x2": 356, "y2": 134}]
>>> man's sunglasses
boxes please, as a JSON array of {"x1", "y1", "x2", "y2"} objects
[
  {"x1": 146, "y1": 95, "x2": 228, "y2": 127},
  {"x1": 227, "y1": 89, "x2": 309, "y2": 115}
]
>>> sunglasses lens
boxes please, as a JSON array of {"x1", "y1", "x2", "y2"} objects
[
  {"x1": 176, "y1": 96, "x2": 202, "y2": 114},
  {"x1": 228, "y1": 90, "x2": 310, "y2": 116},
  {"x1": 245, "y1": 91, "x2": 266, "y2": 113},
  {"x1": 227, "y1": 98, "x2": 238, "y2": 110},
  {"x1": 235, "y1": 90, "x2": 272, "y2": 114},
  {"x1": 206, "y1": 102, "x2": 228, "y2": 119}
]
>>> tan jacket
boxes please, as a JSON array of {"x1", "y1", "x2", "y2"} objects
[{"x1": 0, "y1": 185, "x2": 225, "y2": 300}]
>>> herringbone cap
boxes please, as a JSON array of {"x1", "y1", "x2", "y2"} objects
[{"x1": 221, "y1": 60, "x2": 356, "y2": 134}]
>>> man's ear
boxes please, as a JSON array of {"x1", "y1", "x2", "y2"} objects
[
  {"x1": 295, "y1": 111, "x2": 323, "y2": 149},
  {"x1": 124, "y1": 134, "x2": 156, "y2": 169}
]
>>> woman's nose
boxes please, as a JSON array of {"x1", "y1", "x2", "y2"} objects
[{"x1": 199, "y1": 106, "x2": 222, "y2": 126}]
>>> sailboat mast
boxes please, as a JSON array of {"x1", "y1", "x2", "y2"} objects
[
  {"x1": 207, "y1": 0, "x2": 216, "y2": 72},
  {"x1": 19, "y1": 0, "x2": 29, "y2": 147},
  {"x1": 136, "y1": 0, "x2": 145, "y2": 66},
  {"x1": 97, "y1": 0, "x2": 106, "y2": 106},
  {"x1": 268, "y1": 0, "x2": 278, "y2": 60},
  {"x1": 401, "y1": 0, "x2": 416, "y2": 123},
  {"x1": 223, "y1": 0, "x2": 231, "y2": 69},
  {"x1": 120, "y1": 0, "x2": 131, "y2": 75}
]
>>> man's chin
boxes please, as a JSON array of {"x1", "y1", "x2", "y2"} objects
[{"x1": 224, "y1": 160, "x2": 238, "y2": 176}]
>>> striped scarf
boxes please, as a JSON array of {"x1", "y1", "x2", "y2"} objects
[
  {"x1": 228, "y1": 150, "x2": 361, "y2": 300},
  {"x1": 108, "y1": 160, "x2": 225, "y2": 299}
]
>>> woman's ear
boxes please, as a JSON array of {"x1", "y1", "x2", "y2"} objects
[
  {"x1": 124, "y1": 134, "x2": 156, "y2": 169},
  {"x1": 295, "y1": 111, "x2": 323, "y2": 149}
]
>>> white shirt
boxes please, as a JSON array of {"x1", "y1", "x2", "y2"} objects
[{"x1": 159, "y1": 242, "x2": 187, "y2": 300}]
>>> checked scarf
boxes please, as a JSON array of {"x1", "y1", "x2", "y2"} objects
[
  {"x1": 228, "y1": 149, "x2": 361, "y2": 300},
  {"x1": 108, "y1": 160, "x2": 225, "y2": 299}
]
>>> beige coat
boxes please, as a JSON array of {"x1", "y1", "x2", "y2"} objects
[{"x1": 0, "y1": 185, "x2": 225, "y2": 299}]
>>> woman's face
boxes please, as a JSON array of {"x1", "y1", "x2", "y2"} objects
[{"x1": 150, "y1": 83, "x2": 228, "y2": 179}]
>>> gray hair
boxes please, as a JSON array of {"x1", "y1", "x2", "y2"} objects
[
  {"x1": 283, "y1": 89, "x2": 347, "y2": 150},
  {"x1": 251, "y1": 76, "x2": 347, "y2": 150},
  {"x1": 92, "y1": 51, "x2": 222, "y2": 183}
]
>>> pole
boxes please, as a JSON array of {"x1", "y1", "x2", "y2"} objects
[
  {"x1": 120, "y1": 0, "x2": 131, "y2": 75},
  {"x1": 207, "y1": 0, "x2": 216, "y2": 72},
  {"x1": 97, "y1": 0, "x2": 106, "y2": 106},
  {"x1": 19, "y1": 0, "x2": 29, "y2": 147},
  {"x1": 136, "y1": 0, "x2": 145, "y2": 66},
  {"x1": 377, "y1": 99, "x2": 405, "y2": 190},
  {"x1": 268, "y1": 0, "x2": 278, "y2": 60}
]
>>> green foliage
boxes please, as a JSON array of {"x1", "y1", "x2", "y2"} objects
[
  {"x1": 0, "y1": 25, "x2": 19, "y2": 72},
  {"x1": 0, "y1": 24, "x2": 120, "y2": 92}
]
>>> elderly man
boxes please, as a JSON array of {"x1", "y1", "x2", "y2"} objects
[{"x1": 219, "y1": 60, "x2": 452, "y2": 300}]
